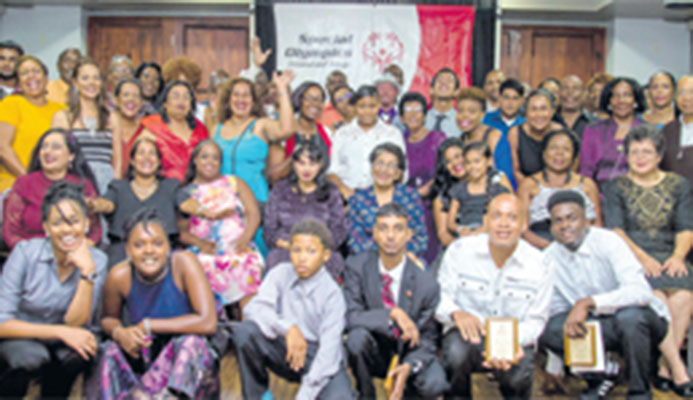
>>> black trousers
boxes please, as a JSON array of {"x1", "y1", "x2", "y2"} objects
[
  {"x1": 345, "y1": 327, "x2": 449, "y2": 399},
  {"x1": 0, "y1": 339, "x2": 91, "y2": 398},
  {"x1": 441, "y1": 328, "x2": 534, "y2": 400},
  {"x1": 539, "y1": 306, "x2": 668, "y2": 400},
  {"x1": 232, "y1": 320, "x2": 354, "y2": 400}
]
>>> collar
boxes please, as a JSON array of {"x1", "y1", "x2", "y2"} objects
[
  {"x1": 38, "y1": 237, "x2": 56, "y2": 263},
  {"x1": 501, "y1": 115, "x2": 517, "y2": 126},
  {"x1": 475, "y1": 233, "x2": 526, "y2": 268},
  {"x1": 680, "y1": 114, "x2": 693, "y2": 129},
  {"x1": 378, "y1": 255, "x2": 406, "y2": 283},
  {"x1": 555, "y1": 228, "x2": 593, "y2": 258},
  {"x1": 289, "y1": 266, "x2": 329, "y2": 295}
]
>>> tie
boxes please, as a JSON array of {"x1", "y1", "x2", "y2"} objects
[
  {"x1": 433, "y1": 114, "x2": 446, "y2": 133},
  {"x1": 380, "y1": 274, "x2": 400, "y2": 337}
]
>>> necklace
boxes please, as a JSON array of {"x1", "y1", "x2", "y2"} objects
[
  {"x1": 131, "y1": 180, "x2": 158, "y2": 198},
  {"x1": 82, "y1": 116, "x2": 98, "y2": 133},
  {"x1": 542, "y1": 169, "x2": 572, "y2": 186},
  {"x1": 133, "y1": 263, "x2": 169, "y2": 285}
]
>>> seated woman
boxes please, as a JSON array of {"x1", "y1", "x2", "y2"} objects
[
  {"x1": 518, "y1": 129, "x2": 601, "y2": 249},
  {"x1": 126, "y1": 80, "x2": 208, "y2": 182},
  {"x1": 51, "y1": 58, "x2": 121, "y2": 195},
  {"x1": 430, "y1": 138, "x2": 467, "y2": 248},
  {"x1": 85, "y1": 207, "x2": 219, "y2": 399},
  {"x1": 3, "y1": 128, "x2": 102, "y2": 248},
  {"x1": 264, "y1": 141, "x2": 348, "y2": 280},
  {"x1": 181, "y1": 140, "x2": 264, "y2": 310},
  {"x1": 89, "y1": 138, "x2": 219, "y2": 267},
  {"x1": 0, "y1": 182, "x2": 107, "y2": 397},
  {"x1": 348, "y1": 142, "x2": 427, "y2": 258},
  {"x1": 603, "y1": 125, "x2": 693, "y2": 389},
  {"x1": 447, "y1": 142, "x2": 512, "y2": 237}
]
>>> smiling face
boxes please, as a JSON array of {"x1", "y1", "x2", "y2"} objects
[
  {"x1": 432, "y1": 71, "x2": 457, "y2": 98},
  {"x1": 676, "y1": 77, "x2": 693, "y2": 118},
  {"x1": 560, "y1": 76, "x2": 585, "y2": 112},
  {"x1": 126, "y1": 221, "x2": 170, "y2": 280},
  {"x1": 39, "y1": 132, "x2": 74, "y2": 176},
  {"x1": 376, "y1": 81, "x2": 398, "y2": 109},
  {"x1": 58, "y1": 50, "x2": 80, "y2": 84},
  {"x1": 526, "y1": 94, "x2": 554, "y2": 132},
  {"x1": 609, "y1": 81, "x2": 636, "y2": 119},
  {"x1": 164, "y1": 84, "x2": 192, "y2": 121},
  {"x1": 371, "y1": 150, "x2": 402, "y2": 188},
  {"x1": 107, "y1": 59, "x2": 134, "y2": 90},
  {"x1": 540, "y1": 80, "x2": 561, "y2": 106},
  {"x1": 131, "y1": 140, "x2": 161, "y2": 178},
  {"x1": 17, "y1": 59, "x2": 47, "y2": 99},
  {"x1": 300, "y1": 86, "x2": 324, "y2": 121},
  {"x1": 289, "y1": 234, "x2": 330, "y2": 279},
  {"x1": 499, "y1": 88, "x2": 523, "y2": 119},
  {"x1": 355, "y1": 95, "x2": 380, "y2": 128},
  {"x1": 373, "y1": 214, "x2": 411, "y2": 257},
  {"x1": 75, "y1": 63, "x2": 103, "y2": 101},
  {"x1": 456, "y1": 99, "x2": 484, "y2": 133},
  {"x1": 484, "y1": 194, "x2": 525, "y2": 250},
  {"x1": 649, "y1": 73, "x2": 674, "y2": 109},
  {"x1": 626, "y1": 138, "x2": 661, "y2": 177},
  {"x1": 483, "y1": 70, "x2": 505, "y2": 102},
  {"x1": 0, "y1": 48, "x2": 20, "y2": 80},
  {"x1": 543, "y1": 133, "x2": 575, "y2": 173},
  {"x1": 43, "y1": 199, "x2": 89, "y2": 254},
  {"x1": 293, "y1": 151, "x2": 322, "y2": 184},
  {"x1": 443, "y1": 145, "x2": 465, "y2": 178},
  {"x1": 401, "y1": 100, "x2": 425, "y2": 132},
  {"x1": 333, "y1": 87, "x2": 354, "y2": 118},
  {"x1": 550, "y1": 202, "x2": 587, "y2": 251},
  {"x1": 193, "y1": 142, "x2": 221, "y2": 182},
  {"x1": 464, "y1": 149, "x2": 490, "y2": 182},
  {"x1": 139, "y1": 66, "x2": 161, "y2": 99},
  {"x1": 229, "y1": 81, "x2": 254, "y2": 118},
  {"x1": 116, "y1": 82, "x2": 143, "y2": 118}
]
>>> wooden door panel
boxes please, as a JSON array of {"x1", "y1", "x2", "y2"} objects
[{"x1": 87, "y1": 18, "x2": 164, "y2": 74}]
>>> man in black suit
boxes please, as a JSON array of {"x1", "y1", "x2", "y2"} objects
[{"x1": 343, "y1": 203, "x2": 448, "y2": 400}]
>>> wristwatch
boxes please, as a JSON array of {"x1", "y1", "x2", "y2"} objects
[
  {"x1": 81, "y1": 271, "x2": 98, "y2": 284},
  {"x1": 409, "y1": 359, "x2": 424, "y2": 374}
]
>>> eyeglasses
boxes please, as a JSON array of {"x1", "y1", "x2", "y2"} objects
[{"x1": 374, "y1": 160, "x2": 398, "y2": 171}]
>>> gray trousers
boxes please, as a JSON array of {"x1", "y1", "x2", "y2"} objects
[
  {"x1": 233, "y1": 320, "x2": 355, "y2": 400},
  {"x1": 441, "y1": 328, "x2": 534, "y2": 400},
  {"x1": 539, "y1": 306, "x2": 668, "y2": 400}
]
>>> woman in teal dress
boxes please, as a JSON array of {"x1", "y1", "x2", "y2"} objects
[{"x1": 213, "y1": 72, "x2": 294, "y2": 255}]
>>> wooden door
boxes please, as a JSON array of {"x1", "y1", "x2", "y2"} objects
[
  {"x1": 87, "y1": 17, "x2": 249, "y2": 95},
  {"x1": 500, "y1": 25, "x2": 605, "y2": 87}
]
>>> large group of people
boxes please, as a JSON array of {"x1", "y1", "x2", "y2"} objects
[{"x1": 1, "y1": 34, "x2": 693, "y2": 400}]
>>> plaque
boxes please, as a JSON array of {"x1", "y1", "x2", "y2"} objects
[
  {"x1": 564, "y1": 322, "x2": 598, "y2": 367},
  {"x1": 485, "y1": 317, "x2": 519, "y2": 364}
]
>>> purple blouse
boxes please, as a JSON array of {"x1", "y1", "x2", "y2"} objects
[
  {"x1": 579, "y1": 117, "x2": 643, "y2": 190},
  {"x1": 405, "y1": 130, "x2": 447, "y2": 189},
  {"x1": 263, "y1": 179, "x2": 348, "y2": 279}
]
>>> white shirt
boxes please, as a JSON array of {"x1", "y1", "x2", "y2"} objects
[
  {"x1": 0, "y1": 84, "x2": 13, "y2": 100},
  {"x1": 543, "y1": 227, "x2": 670, "y2": 321},
  {"x1": 680, "y1": 115, "x2": 693, "y2": 148},
  {"x1": 435, "y1": 234, "x2": 554, "y2": 346},
  {"x1": 328, "y1": 118, "x2": 407, "y2": 190},
  {"x1": 378, "y1": 256, "x2": 406, "y2": 305}
]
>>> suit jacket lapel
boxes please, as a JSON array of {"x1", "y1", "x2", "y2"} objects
[
  {"x1": 397, "y1": 260, "x2": 417, "y2": 316},
  {"x1": 364, "y1": 251, "x2": 385, "y2": 309}
]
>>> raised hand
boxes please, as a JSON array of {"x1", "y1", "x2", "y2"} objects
[{"x1": 251, "y1": 37, "x2": 272, "y2": 67}]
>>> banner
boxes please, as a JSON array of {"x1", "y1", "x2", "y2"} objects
[{"x1": 274, "y1": 3, "x2": 475, "y2": 99}]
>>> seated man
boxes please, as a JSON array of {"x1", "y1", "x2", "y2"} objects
[
  {"x1": 538, "y1": 190, "x2": 692, "y2": 399},
  {"x1": 233, "y1": 219, "x2": 354, "y2": 400},
  {"x1": 344, "y1": 203, "x2": 449, "y2": 399},
  {"x1": 436, "y1": 193, "x2": 553, "y2": 399}
]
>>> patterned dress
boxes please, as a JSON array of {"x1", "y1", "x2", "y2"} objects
[
  {"x1": 603, "y1": 172, "x2": 693, "y2": 290},
  {"x1": 347, "y1": 184, "x2": 428, "y2": 258},
  {"x1": 186, "y1": 176, "x2": 264, "y2": 305}
]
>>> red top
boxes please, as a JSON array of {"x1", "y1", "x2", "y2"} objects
[
  {"x1": 126, "y1": 114, "x2": 209, "y2": 182},
  {"x1": 284, "y1": 123, "x2": 332, "y2": 157},
  {"x1": 3, "y1": 171, "x2": 102, "y2": 248}
]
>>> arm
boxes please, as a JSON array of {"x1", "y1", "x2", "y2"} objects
[
  {"x1": 51, "y1": 109, "x2": 71, "y2": 129},
  {"x1": 0, "y1": 122, "x2": 25, "y2": 177},
  {"x1": 584, "y1": 177, "x2": 602, "y2": 226},
  {"x1": 147, "y1": 252, "x2": 217, "y2": 335},
  {"x1": 235, "y1": 177, "x2": 261, "y2": 251},
  {"x1": 408, "y1": 190, "x2": 428, "y2": 255},
  {"x1": 507, "y1": 127, "x2": 524, "y2": 184},
  {"x1": 447, "y1": 199, "x2": 462, "y2": 236},
  {"x1": 2, "y1": 188, "x2": 27, "y2": 248},
  {"x1": 100, "y1": 265, "x2": 127, "y2": 337},
  {"x1": 265, "y1": 143, "x2": 291, "y2": 185},
  {"x1": 578, "y1": 126, "x2": 599, "y2": 180},
  {"x1": 84, "y1": 182, "x2": 103, "y2": 245},
  {"x1": 257, "y1": 71, "x2": 295, "y2": 142},
  {"x1": 109, "y1": 113, "x2": 123, "y2": 179},
  {"x1": 347, "y1": 194, "x2": 375, "y2": 254},
  {"x1": 434, "y1": 248, "x2": 463, "y2": 325},
  {"x1": 176, "y1": 217, "x2": 216, "y2": 253},
  {"x1": 433, "y1": 197, "x2": 456, "y2": 247},
  {"x1": 517, "y1": 177, "x2": 551, "y2": 249},
  {"x1": 63, "y1": 241, "x2": 99, "y2": 327},
  {"x1": 487, "y1": 129, "x2": 501, "y2": 156},
  {"x1": 342, "y1": 259, "x2": 392, "y2": 334},
  {"x1": 401, "y1": 280, "x2": 440, "y2": 369},
  {"x1": 297, "y1": 288, "x2": 346, "y2": 400},
  {"x1": 243, "y1": 266, "x2": 297, "y2": 338}
]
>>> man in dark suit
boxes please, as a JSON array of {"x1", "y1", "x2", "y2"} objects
[{"x1": 343, "y1": 203, "x2": 448, "y2": 400}]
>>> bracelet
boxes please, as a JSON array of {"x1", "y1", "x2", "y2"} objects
[
  {"x1": 143, "y1": 318, "x2": 151, "y2": 336},
  {"x1": 196, "y1": 204, "x2": 207, "y2": 217}
]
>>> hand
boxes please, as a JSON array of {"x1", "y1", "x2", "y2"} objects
[
  {"x1": 563, "y1": 298, "x2": 593, "y2": 339},
  {"x1": 417, "y1": 185, "x2": 430, "y2": 198},
  {"x1": 390, "y1": 307, "x2": 420, "y2": 348},
  {"x1": 387, "y1": 362, "x2": 411, "y2": 400},
  {"x1": 207, "y1": 208, "x2": 235, "y2": 220},
  {"x1": 234, "y1": 237, "x2": 251, "y2": 254},
  {"x1": 663, "y1": 254, "x2": 689, "y2": 278},
  {"x1": 338, "y1": 184, "x2": 355, "y2": 200},
  {"x1": 482, "y1": 347, "x2": 524, "y2": 371},
  {"x1": 276, "y1": 239, "x2": 291, "y2": 250},
  {"x1": 198, "y1": 240, "x2": 217, "y2": 255},
  {"x1": 285, "y1": 325, "x2": 307, "y2": 372},
  {"x1": 272, "y1": 69, "x2": 295, "y2": 91},
  {"x1": 452, "y1": 310, "x2": 485, "y2": 344},
  {"x1": 65, "y1": 238, "x2": 95, "y2": 275},
  {"x1": 57, "y1": 326, "x2": 98, "y2": 360},
  {"x1": 251, "y1": 36, "x2": 272, "y2": 67},
  {"x1": 85, "y1": 197, "x2": 98, "y2": 214},
  {"x1": 640, "y1": 253, "x2": 663, "y2": 277},
  {"x1": 113, "y1": 324, "x2": 150, "y2": 359}
]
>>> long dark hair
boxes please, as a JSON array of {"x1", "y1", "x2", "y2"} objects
[
  {"x1": 28, "y1": 128, "x2": 98, "y2": 190},
  {"x1": 126, "y1": 138, "x2": 164, "y2": 181},
  {"x1": 288, "y1": 141, "x2": 331, "y2": 202},
  {"x1": 68, "y1": 58, "x2": 110, "y2": 132},
  {"x1": 430, "y1": 137, "x2": 466, "y2": 200},
  {"x1": 183, "y1": 139, "x2": 221, "y2": 185},
  {"x1": 41, "y1": 181, "x2": 88, "y2": 223},
  {"x1": 158, "y1": 80, "x2": 197, "y2": 130},
  {"x1": 462, "y1": 141, "x2": 502, "y2": 214}
]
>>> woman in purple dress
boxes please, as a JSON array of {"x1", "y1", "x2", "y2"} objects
[
  {"x1": 263, "y1": 140, "x2": 348, "y2": 280},
  {"x1": 400, "y1": 92, "x2": 446, "y2": 263}
]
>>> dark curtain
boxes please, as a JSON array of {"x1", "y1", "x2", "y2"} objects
[{"x1": 255, "y1": 0, "x2": 496, "y2": 87}]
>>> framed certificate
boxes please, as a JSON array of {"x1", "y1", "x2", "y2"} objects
[
  {"x1": 564, "y1": 322, "x2": 598, "y2": 367},
  {"x1": 485, "y1": 317, "x2": 519, "y2": 364}
]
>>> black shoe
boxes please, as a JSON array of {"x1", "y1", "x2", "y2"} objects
[
  {"x1": 673, "y1": 381, "x2": 693, "y2": 398},
  {"x1": 579, "y1": 378, "x2": 616, "y2": 400},
  {"x1": 654, "y1": 375, "x2": 673, "y2": 392}
]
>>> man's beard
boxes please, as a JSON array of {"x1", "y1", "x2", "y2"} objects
[{"x1": 0, "y1": 72, "x2": 16, "y2": 81}]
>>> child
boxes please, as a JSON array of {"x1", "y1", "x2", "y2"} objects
[
  {"x1": 232, "y1": 219, "x2": 354, "y2": 400},
  {"x1": 447, "y1": 141, "x2": 512, "y2": 237}
]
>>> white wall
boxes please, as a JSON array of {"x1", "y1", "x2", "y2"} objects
[{"x1": 0, "y1": 5, "x2": 85, "y2": 80}]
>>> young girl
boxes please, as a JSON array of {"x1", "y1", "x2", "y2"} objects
[{"x1": 447, "y1": 141, "x2": 512, "y2": 237}]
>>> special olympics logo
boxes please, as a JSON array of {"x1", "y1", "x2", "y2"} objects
[{"x1": 362, "y1": 32, "x2": 404, "y2": 72}]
